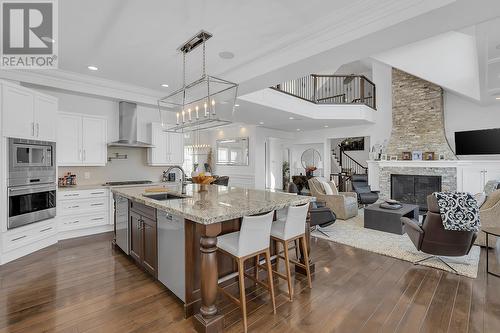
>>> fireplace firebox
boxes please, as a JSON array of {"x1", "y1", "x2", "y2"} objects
[{"x1": 391, "y1": 174, "x2": 442, "y2": 212}]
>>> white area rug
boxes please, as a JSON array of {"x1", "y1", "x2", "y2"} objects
[{"x1": 312, "y1": 210, "x2": 481, "y2": 278}]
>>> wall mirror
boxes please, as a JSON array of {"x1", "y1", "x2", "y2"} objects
[
  {"x1": 301, "y1": 148, "x2": 322, "y2": 169},
  {"x1": 216, "y1": 137, "x2": 249, "y2": 166}
]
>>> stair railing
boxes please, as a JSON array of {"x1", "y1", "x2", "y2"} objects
[{"x1": 272, "y1": 74, "x2": 376, "y2": 110}]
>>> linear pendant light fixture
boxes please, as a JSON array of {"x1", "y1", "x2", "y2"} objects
[{"x1": 158, "y1": 30, "x2": 238, "y2": 133}]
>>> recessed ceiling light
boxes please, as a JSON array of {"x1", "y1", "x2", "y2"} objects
[
  {"x1": 259, "y1": 121, "x2": 264, "y2": 125},
  {"x1": 161, "y1": 84, "x2": 169, "y2": 88},
  {"x1": 496, "y1": 97, "x2": 500, "y2": 100},
  {"x1": 289, "y1": 117, "x2": 294, "y2": 120},
  {"x1": 234, "y1": 104, "x2": 240, "y2": 107},
  {"x1": 324, "y1": 125, "x2": 329, "y2": 128},
  {"x1": 87, "y1": 65, "x2": 98, "y2": 71},
  {"x1": 296, "y1": 128, "x2": 301, "y2": 131},
  {"x1": 219, "y1": 51, "x2": 235, "y2": 59}
]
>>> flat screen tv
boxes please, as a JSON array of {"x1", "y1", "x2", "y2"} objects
[{"x1": 455, "y1": 128, "x2": 500, "y2": 155}]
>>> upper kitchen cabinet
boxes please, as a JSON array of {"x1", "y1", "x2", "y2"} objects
[
  {"x1": 1, "y1": 82, "x2": 57, "y2": 141},
  {"x1": 147, "y1": 122, "x2": 184, "y2": 166},
  {"x1": 57, "y1": 112, "x2": 107, "y2": 166}
]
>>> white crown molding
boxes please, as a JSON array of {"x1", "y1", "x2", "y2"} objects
[{"x1": 0, "y1": 69, "x2": 165, "y2": 106}]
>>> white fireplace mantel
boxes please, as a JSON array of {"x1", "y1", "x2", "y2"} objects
[{"x1": 367, "y1": 159, "x2": 500, "y2": 194}]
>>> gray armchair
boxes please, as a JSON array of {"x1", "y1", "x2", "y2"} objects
[
  {"x1": 402, "y1": 194, "x2": 477, "y2": 274},
  {"x1": 308, "y1": 177, "x2": 358, "y2": 220}
]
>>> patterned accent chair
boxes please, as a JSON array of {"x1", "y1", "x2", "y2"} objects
[
  {"x1": 308, "y1": 177, "x2": 358, "y2": 220},
  {"x1": 477, "y1": 189, "x2": 500, "y2": 247}
]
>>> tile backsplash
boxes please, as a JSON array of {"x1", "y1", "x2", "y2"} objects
[{"x1": 58, "y1": 147, "x2": 181, "y2": 185}]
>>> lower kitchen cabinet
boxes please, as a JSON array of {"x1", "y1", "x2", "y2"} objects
[
  {"x1": 129, "y1": 201, "x2": 157, "y2": 277},
  {"x1": 57, "y1": 188, "x2": 113, "y2": 238}
]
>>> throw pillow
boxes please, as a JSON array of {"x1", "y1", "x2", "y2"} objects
[
  {"x1": 484, "y1": 180, "x2": 500, "y2": 196},
  {"x1": 474, "y1": 192, "x2": 487, "y2": 208},
  {"x1": 319, "y1": 179, "x2": 334, "y2": 195}
]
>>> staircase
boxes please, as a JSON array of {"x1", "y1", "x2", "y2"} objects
[{"x1": 330, "y1": 144, "x2": 368, "y2": 191}]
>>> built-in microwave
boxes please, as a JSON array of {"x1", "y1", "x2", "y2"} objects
[{"x1": 8, "y1": 138, "x2": 56, "y2": 187}]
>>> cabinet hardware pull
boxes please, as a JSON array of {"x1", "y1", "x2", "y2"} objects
[
  {"x1": 83, "y1": 150, "x2": 86, "y2": 161},
  {"x1": 90, "y1": 203, "x2": 103, "y2": 206},
  {"x1": 36, "y1": 123, "x2": 40, "y2": 137},
  {"x1": 91, "y1": 217, "x2": 104, "y2": 221},
  {"x1": 69, "y1": 205, "x2": 80, "y2": 208},
  {"x1": 40, "y1": 227, "x2": 52, "y2": 232},
  {"x1": 32, "y1": 122, "x2": 35, "y2": 136},
  {"x1": 91, "y1": 192, "x2": 104, "y2": 195},
  {"x1": 12, "y1": 235, "x2": 27, "y2": 242}
]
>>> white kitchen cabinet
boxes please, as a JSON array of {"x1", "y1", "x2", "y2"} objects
[
  {"x1": 168, "y1": 131, "x2": 184, "y2": 165},
  {"x1": 147, "y1": 122, "x2": 184, "y2": 166},
  {"x1": 1, "y1": 82, "x2": 57, "y2": 141},
  {"x1": 461, "y1": 164, "x2": 500, "y2": 194},
  {"x1": 57, "y1": 188, "x2": 110, "y2": 233},
  {"x1": 34, "y1": 94, "x2": 58, "y2": 141},
  {"x1": 57, "y1": 113, "x2": 81, "y2": 164},
  {"x1": 57, "y1": 113, "x2": 107, "y2": 166},
  {"x1": 82, "y1": 117, "x2": 107, "y2": 164}
]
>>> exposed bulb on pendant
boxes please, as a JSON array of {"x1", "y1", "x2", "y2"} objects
[{"x1": 211, "y1": 99, "x2": 216, "y2": 115}]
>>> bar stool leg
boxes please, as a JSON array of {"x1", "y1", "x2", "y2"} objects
[
  {"x1": 283, "y1": 239, "x2": 293, "y2": 301},
  {"x1": 265, "y1": 249, "x2": 277, "y2": 314},
  {"x1": 237, "y1": 258, "x2": 248, "y2": 333},
  {"x1": 254, "y1": 254, "x2": 259, "y2": 287},
  {"x1": 300, "y1": 235, "x2": 312, "y2": 288},
  {"x1": 275, "y1": 239, "x2": 280, "y2": 273}
]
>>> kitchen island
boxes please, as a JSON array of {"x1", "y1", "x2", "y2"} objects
[{"x1": 111, "y1": 184, "x2": 314, "y2": 333}]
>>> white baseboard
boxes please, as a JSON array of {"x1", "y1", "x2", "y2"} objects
[
  {"x1": 0, "y1": 235, "x2": 58, "y2": 265},
  {"x1": 58, "y1": 225, "x2": 113, "y2": 241}
]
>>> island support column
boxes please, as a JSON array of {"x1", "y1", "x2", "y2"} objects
[
  {"x1": 193, "y1": 223, "x2": 224, "y2": 333},
  {"x1": 296, "y1": 203, "x2": 316, "y2": 275}
]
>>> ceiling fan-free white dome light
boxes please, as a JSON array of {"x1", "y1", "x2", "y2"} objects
[{"x1": 158, "y1": 30, "x2": 238, "y2": 133}]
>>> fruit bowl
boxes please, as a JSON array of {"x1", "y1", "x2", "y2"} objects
[{"x1": 191, "y1": 175, "x2": 215, "y2": 184}]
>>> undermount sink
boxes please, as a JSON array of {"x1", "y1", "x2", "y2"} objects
[{"x1": 142, "y1": 193, "x2": 187, "y2": 201}]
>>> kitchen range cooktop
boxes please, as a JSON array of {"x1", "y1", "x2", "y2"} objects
[{"x1": 103, "y1": 180, "x2": 153, "y2": 186}]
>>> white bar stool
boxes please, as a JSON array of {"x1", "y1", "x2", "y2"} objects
[
  {"x1": 217, "y1": 211, "x2": 276, "y2": 333},
  {"x1": 270, "y1": 203, "x2": 312, "y2": 301}
]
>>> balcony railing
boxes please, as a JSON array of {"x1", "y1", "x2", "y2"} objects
[{"x1": 271, "y1": 74, "x2": 376, "y2": 109}]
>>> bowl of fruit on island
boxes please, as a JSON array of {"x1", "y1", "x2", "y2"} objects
[{"x1": 191, "y1": 171, "x2": 215, "y2": 185}]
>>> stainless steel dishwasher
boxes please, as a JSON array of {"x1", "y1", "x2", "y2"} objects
[
  {"x1": 157, "y1": 210, "x2": 185, "y2": 302},
  {"x1": 114, "y1": 194, "x2": 129, "y2": 254}
]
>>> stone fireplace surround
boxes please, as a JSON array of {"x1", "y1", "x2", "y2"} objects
[{"x1": 366, "y1": 160, "x2": 500, "y2": 201}]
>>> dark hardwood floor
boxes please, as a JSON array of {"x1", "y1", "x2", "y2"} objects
[{"x1": 0, "y1": 232, "x2": 499, "y2": 333}]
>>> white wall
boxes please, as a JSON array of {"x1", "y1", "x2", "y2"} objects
[
  {"x1": 289, "y1": 60, "x2": 393, "y2": 177},
  {"x1": 210, "y1": 125, "x2": 293, "y2": 189},
  {"x1": 288, "y1": 143, "x2": 324, "y2": 177},
  {"x1": 444, "y1": 91, "x2": 500, "y2": 160}
]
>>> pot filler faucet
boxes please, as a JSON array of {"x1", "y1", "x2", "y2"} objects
[{"x1": 163, "y1": 166, "x2": 187, "y2": 194}]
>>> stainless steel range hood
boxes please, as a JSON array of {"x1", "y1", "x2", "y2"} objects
[{"x1": 108, "y1": 101, "x2": 154, "y2": 148}]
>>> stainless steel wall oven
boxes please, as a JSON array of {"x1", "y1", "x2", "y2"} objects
[{"x1": 7, "y1": 138, "x2": 56, "y2": 229}]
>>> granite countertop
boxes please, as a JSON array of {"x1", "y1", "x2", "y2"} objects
[
  {"x1": 111, "y1": 184, "x2": 314, "y2": 224},
  {"x1": 58, "y1": 182, "x2": 179, "y2": 191}
]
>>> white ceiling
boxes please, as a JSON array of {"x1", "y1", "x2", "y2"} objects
[{"x1": 57, "y1": 0, "x2": 456, "y2": 94}]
